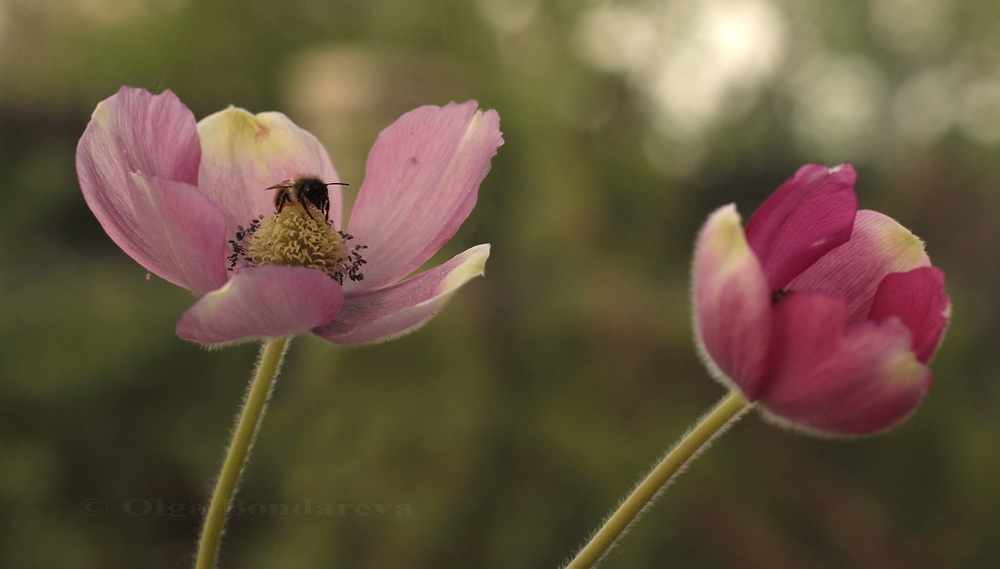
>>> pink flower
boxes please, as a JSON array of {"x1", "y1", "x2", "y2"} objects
[
  {"x1": 77, "y1": 87, "x2": 503, "y2": 346},
  {"x1": 692, "y1": 164, "x2": 950, "y2": 435}
]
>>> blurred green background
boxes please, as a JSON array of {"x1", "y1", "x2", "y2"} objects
[{"x1": 2, "y1": 0, "x2": 998, "y2": 567}]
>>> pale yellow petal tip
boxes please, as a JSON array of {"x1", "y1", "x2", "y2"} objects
[
  {"x1": 442, "y1": 244, "x2": 491, "y2": 292},
  {"x1": 883, "y1": 222, "x2": 926, "y2": 259},
  {"x1": 197, "y1": 107, "x2": 300, "y2": 160},
  {"x1": 199, "y1": 106, "x2": 258, "y2": 134},
  {"x1": 91, "y1": 99, "x2": 111, "y2": 125},
  {"x1": 860, "y1": 211, "x2": 930, "y2": 269},
  {"x1": 711, "y1": 202, "x2": 740, "y2": 222},
  {"x1": 884, "y1": 349, "x2": 928, "y2": 387},
  {"x1": 703, "y1": 204, "x2": 753, "y2": 269},
  {"x1": 194, "y1": 279, "x2": 235, "y2": 316}
]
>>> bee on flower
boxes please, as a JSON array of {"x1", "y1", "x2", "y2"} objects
[{"x1": 77, "y1": 87, "x2": 503, "y2": 346}]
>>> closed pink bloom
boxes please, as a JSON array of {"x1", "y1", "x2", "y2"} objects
[
  {"x1": 77, "y1": 87, "x2": 503, "y2": 346},
  {"x1": 692, "y1": 164, "x2": 950, "y2": 435}
]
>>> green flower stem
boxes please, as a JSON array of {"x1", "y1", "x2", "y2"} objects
[
  {"x1": 563, "y1": 390, "x2": 751, "y2": 569},
  {"x1": 195, "y1": 336, "x2": 291, "y2": 569}
]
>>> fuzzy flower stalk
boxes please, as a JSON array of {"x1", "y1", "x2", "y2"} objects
[
  {"x1": 564, "y1": 164, "x2": 950, "y2": 569},
  {"x1": 77, "y1": 87, "x2": 503, "y2": 568}
]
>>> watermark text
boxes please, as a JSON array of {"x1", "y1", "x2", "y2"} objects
[{"x1": 79, "y1": 498, "x2": 413, "y2": 520}]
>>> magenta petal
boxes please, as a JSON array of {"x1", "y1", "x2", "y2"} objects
[
  {"x1": 176, "y1": 266, "x2": 344, "y2": 345},
  {"x1": 692, "y1": 205, "x2": 772, "y2": 398},
  {"x1": 346, "y1": 102, "x2": 503, "y2": 291},
  {"x1": 745, "y1": 164, "x2": 858, "y2": 290},
  {"x1": 869, "y1": 267, "x2": 950, "y2": 364},
  {"x1": 313, "y1": 244, "x2": 490, "y2": 344},
  {"x1": 761, "y1": 292, "x2": 930, "y2": 435},
  {"x1": 789, "y1": 210, "x2": 931, "y2": 325}
]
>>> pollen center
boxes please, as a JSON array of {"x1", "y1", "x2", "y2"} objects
[{"x1": 228, "y1": 207, "x2": 366, "y2": 284}]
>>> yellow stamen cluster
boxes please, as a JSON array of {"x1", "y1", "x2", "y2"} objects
[{"x1": 243, "y1": 206, "x2": 362, "y2": 283}]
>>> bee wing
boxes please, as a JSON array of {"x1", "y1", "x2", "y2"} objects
[{"x1": 265, "y1": 180, "x2": 295, "y2": 191}]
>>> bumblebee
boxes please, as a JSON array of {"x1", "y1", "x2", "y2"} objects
[{"x1": 266, "y1": 176, "x2": 347, "y2": 222}]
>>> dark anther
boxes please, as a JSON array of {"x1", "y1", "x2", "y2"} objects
[
  {"x1": 771, "y1": 288, "x2": 794, "y2": 305},
  {"x1": 227, "y1": 216, "x2": 264, "y2": 271}
]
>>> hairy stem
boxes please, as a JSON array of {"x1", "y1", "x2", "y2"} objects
[
  {"x1": 195, "y1": 336, "x2": 290, "y2": 569},
  {"x1": 563, "y1": 391, "x2": 750, "y2": 569}
]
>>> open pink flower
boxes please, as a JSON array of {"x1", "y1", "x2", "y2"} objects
[
  {"x1": 77, "y1": 87, "x2": 503, "y2": 346},
  {"x1": 692, "y1": 164, "x2": 950, "y2": 435}
]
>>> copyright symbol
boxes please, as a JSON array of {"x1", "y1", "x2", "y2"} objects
[{"x1": 79, "y1": 499, "x2": 108, "y2": 515}]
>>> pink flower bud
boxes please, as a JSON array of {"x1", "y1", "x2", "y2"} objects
[{"x1": 692, "y1": 164, "x2": 950, "y2": 435}]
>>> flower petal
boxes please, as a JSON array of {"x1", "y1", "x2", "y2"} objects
[
  {"x1": 788, "y1": 210, "x2": 931, "y2": 325},
  {"x1": 197, "y1": 108, "x2": 343, "y2": 234},
  {"x1": 346, "y1": 102, "x2": 503, "y2": 291},
  {"x1": 313, "y1": 244, "x2": 490, "y2": 344},
  {"x1": 745, "y1": 164, "x2": 858, "y2": 290},
  {"x1": 125, "y1": 175, "x2": 229, "y2": 294},
  {"x1": 77, "y1": 87, "x2": 201, "y2": 186},
  {"x1": 692, "y1": 205, "x2": 772, "y2": 398},
  {"x1": 760, "y1": 292, "x2": 930, "y2": 435},
  {"x1": 176, "y1": 265, "x2": 344, "y2": 346},
  {"x1": 869, "y1": 266, "x2": 950, "y2": 364},
  {"x1": 77, "y1": 87, "x2": 228, "y2": 293}
]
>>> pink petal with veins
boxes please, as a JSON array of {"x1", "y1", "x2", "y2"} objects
[
  {"x1": 315, "y1": 244, "x2": 490, "y2": 344},
  {"x1": 347, "y1": 102, "x2": 503, "y2": 291},
  {"x1": 790, "y1": 210, "x2": 931, "y2": 324},
  {"x1": 77, "y1": 88, "x2": 228, "y2": 294},
  {"x1": 177, "y1": 265, "x2": 344, "y2": 345}
]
